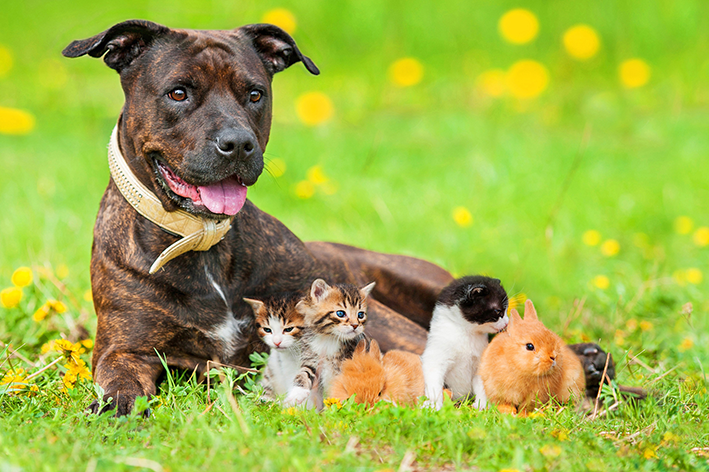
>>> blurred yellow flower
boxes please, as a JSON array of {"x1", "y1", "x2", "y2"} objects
[
  {"x1": 296, "y1": 91, "x2": 334, "y2": 126},
  {"x1": 678, "y1": 337, "x2": 694, "y2": 352},
  {"x1": 11, "y1": 267, "x2": 33, "y2": 288},
  {"x1": 324, "y1": 397, "x2": 343, "y2": 409},
  {"x1": 389, "y1": 57, "x2": 424, "y2": 87},
  {"x1": 508, "y1": 293, "x2": 527, "y2": 310},
  {"x1": 282, "y1": 407, "x2": 297, "y2": 415},
  {"x1": 499, "y1": 469, "x2": 522, "y2": 472},
  {"x1": 498, "y1": 9, "x2": 539, "y2": 45},
  {"x1": 600, "y1": 239, "x2": 620, "y2": 257},
  {"x1": 50, "y1": 300, "x2": 67, "y2": 313},
  {"x1": 476, "y1": 69, "x2": 507, "y2": 97},
  {"x1": 563, "y1": 25, "x2": 600, "y2": 60},
  {"x1": 41, "y1": 341, "x2": 55, "y2": 354},
  {"x1": 639, "y1": 320, "x2": 653, "y2": 332},
  {"x1": 33, "y1": 304, "x2": 50, "y2": 322},
  {"x1": 674, "y1": 216, "x2": 694, "y2": 235},
  {"x1": 307, "y1": 165, "x2": 329, "y2": 185},
  {"x1": 539, "y1": 444, "x2": 562, "y2": 458},
  {"x1": 268, "y1": 158, "x2": 286, "y2": 178},
  {"x1": 0, "y1": 106, "x2": 36, "y2": 135},
  {"x1": 452, "y1": 206, "x2": 473, "y2": 227},
  {"x1": 619, "y1": 59, "x2": 651, "y2": 89},
  {"x1": 642, "y1": 447, "x2": 657, "y2": 460},
  {"x1": 294, "y1": 180, "x2": 315, "y2": 199},
  {"x1": 685, "y1": 268, "x2": 703, "y2": 285},
  {"x1": 261, "y1": 8, "x2": 297, "y2": 35},
  {"x1": 1, "y1": 287, "x2": 23, "y2": 308},
  {"x1": 83, "y1": 289, "x2": 93, "y2": 303},
  {"x1": 592, "y1": 275, "x2": 610, "y2": 290},
  {"x1": 551, "y1": 429, "x2": 569, "y2": 441},
  {"x1": 54, "y1": 339, "x2": 86, "y2": 364},
  {"x1": 506, "y1": 60, "x2": 549, "y2": 99},
  {"x1": 0, "y1": 45, "x2": 12, "y2": 77},
  {"x1": 56, "y1": 264, "x2": 69, "y2": 279},
  {"x1": 1, "y1": 367, "x2": 35, "y2": 394},
  {"x1": 626, "y1": 319, "x2": 638, "y2": 331},
  {"x1": 693, "y1": 227, "x2": 709, "y2": 246},
  {"x1": 63, "y1": 358, "x2": 91, "y2": 390},
  {"x1": 614, "y1": 329, "x2": 626, "y2": 346},
  {"x1": 582, "y1": 230, "x2": 602, "y2": 246},
  {"x1": 81, "y1": 339, "x2": 94, "y2": 349}
]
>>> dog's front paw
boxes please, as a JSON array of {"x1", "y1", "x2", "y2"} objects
[
  {"x1": 282, "y1": 387, "x2": 311, "y2": 408},
  {"x1": 87, "y1": 392, "x2": 150, "y2": 418},
  {"x1": 422, "y1": 390, "x2": 443, "y2": 411}
]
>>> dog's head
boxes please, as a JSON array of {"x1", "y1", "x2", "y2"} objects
[{"x1": 63, "y1": 20, "x2": 319, "y2": 218}]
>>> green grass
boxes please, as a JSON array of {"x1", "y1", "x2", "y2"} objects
[{"x1": 2, "y1": 0, "x2": 709, "y2": 470}]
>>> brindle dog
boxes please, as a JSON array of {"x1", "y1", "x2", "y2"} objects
[{"x1": 63, "y1": 20, "x2": 610, "y2": 416}]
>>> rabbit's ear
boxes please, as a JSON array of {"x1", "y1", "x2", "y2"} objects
[
  {"x1": 369, "y1": 339, "x2": 382, "y2": 360},
  {"x1": 354, "y1": 339, "x2": 367, "y2": 355},
  {"x1": 524, "y1": 299, "x2": 538, "y2": 321},
  {"x1": 508, "y1": 308, "x2": 522, "y2": 331}
]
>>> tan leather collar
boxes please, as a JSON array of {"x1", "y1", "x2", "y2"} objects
[{"x1": 107, "y1": 126, "x2": 233, "y2": 274}]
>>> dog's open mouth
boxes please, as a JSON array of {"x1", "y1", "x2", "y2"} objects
[{"x1": 156, "y1": 161, "x2": 247, "y2": 216}]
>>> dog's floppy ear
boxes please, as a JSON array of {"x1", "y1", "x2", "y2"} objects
[
  {"x1": 240, "y1": 23, "x2": 319, "y2": 76},
  {"x1": 62, "y1": 19, "x2": 170, "y2": 72}
]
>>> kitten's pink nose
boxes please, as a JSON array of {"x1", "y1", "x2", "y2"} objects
[{"x1": 274, "y1": 340, "x2": 282, "y2": 347}]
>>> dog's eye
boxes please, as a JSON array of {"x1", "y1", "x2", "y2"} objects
[
  {"x1": 249, "y1": 90, "x2": 262, "y2": 103},
  {"x1": 335, "y1": 310, "x2": 346, "y2": 318},
  {"x1": 526, "y1": 343, "x2": 535, "y2": 351},
  {"x1": 357, "y1": 311, "x2": 365, "y2": 319},
  {"x1": 168, "y1": 88, "x2": 188, "y2": 102}
]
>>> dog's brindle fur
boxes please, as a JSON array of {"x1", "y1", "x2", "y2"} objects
[{"x1": 64, "y1": 20, "x2": 610, "y2": 416}]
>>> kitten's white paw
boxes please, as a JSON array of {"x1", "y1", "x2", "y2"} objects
[
  {"x1": 473, "y1": 396, "x2": 487, "y2": 410},
  {"x1": 422, "y1": 391, "x2": 443, "y2": 411},
  {"x1": 283, "y1": 387, "x2": 311, "y2": 407}
]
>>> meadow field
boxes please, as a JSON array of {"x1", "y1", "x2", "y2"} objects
[{"x1": 1, "y1": 0, "x2": 708, "y2": 470}]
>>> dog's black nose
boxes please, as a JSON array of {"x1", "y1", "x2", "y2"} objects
[{"x1": 215, "y1": 129, "x2": 258, "y2": 160}]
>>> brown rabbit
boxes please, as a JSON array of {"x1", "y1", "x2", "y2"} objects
[
  {"x1": 329, "y1": 340, "x2": 424, "y2": 406},
  {"x1": 478, "y1": 299, "x2": 585, "y2": 415}
]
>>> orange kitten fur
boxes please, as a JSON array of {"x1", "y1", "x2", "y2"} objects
[
  {"x1": 478, "y1": 299, "x2": 585, "y2": 414},
  {"x1": 330, "y1": 340, "x2": 424, "y2": 406}
]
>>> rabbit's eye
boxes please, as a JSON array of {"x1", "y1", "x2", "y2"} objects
[
  {"x1": 378, "y1": 390, "x2": 383, "y2": 396},
  {"x1": 526, "y1": 343, "x2": 535, "y2": 351}
]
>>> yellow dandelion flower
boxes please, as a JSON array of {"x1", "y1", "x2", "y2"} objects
[
  {"x1": 0, "y1": 45, "x2": 12, "y2": 77},
  {"x1": 539, "y1": 444, "x2": 562, "y2": 458},
  {"x1": 56, "y1": 264, "x2": 69, "y2": 279},
  {"x1": 81, "y1": 339, "x2": 94, "y2": 349},
  {"x1": 33, "y1": 303, "x2": 51, "y2": 322},
  {"x1": 282, "y1": 407, "x2": 297, "y2": 415},
  {"x1": 389, "y1": 57, "x2": 424, "y2": 87},
  {"x1": 674, "y1": 216, "x2": 694, "y2": 235},
  {"x1": 324, "y1": 397, "x2": 343, "y2": 409},
  {"x1": 262, "y1": 8, "x2": 297, "y2": 35},
  {"x1": 614, "y1": 329, "x2": 626, "y2": 346},
  {"x1": 527, "y1": 410, "x2": 544, "y2": 419},
  {"x1": 498, "y1": 9, "x2": 539, "y2": 45},
  {"x1": 307, "y1": 165, "x2": 329, "y2": 185},
  {"x1": 625, "y1": 319, "x2": 638, "y2": 331},
  {"x1": 600, "y1": 239, "x2": 620, "y2": 257},
  {"x1": 686, "y1": 268, "x2": 703, "y2": 284},
  {"x1": 1, "y1": 367, "x2": 31, "y2": 394},
  {"x1": 592, "y1": 275, "x2": 610, "y2": 290},
  {"x1": 619, "y1": 59, "x2": 651, "y2": 89},
  {"x1": 54, "y1": 339, "x2": 86, "y2": 364},
  {"x1": 1, "y1": 286, "x2": 23, "y2": 308},
  {"x1": 506, "y1": 60, "x2": 549, "y2": 99},
  {"x1": 49, "y1": 300, "x2": 67, "y2": 313},
  {"x1": 642, "y1": 447, "x2": 657, "y2": 460},
  {"x1": 639, "y1": 320, "x2": 653, "y2": 332},
  {"x1": 11, "y1": 267, "x2": 33, "y2": 288},
  {"x1": 452, "y1": 207, "x2": 473, "y2": 227},
  {"x1": 499, "y1": 469, "x2": 522, "y2": 472},
  {"x1": 693, "y1": 227, "x2": 709, "y2": 247},
  {"x1": 0, "y1": 106, "x2": 36, "y2": 135},
  {"x1": 678, "y1": 337, "x2": 694, "y2": 352},
  {"x1": 83, "y1": 289, "x2": 93, "y2": 303},
  {"x1": 41, "y1": 340, "x2": 55, "y2": 354},
  {"x1": 551, "y1": 429, "x2": 569, "y2": 441},
  {"x1": 268, "y1": 158, "x2": 286, "y2": 178},
  {"x1": 508, "y1": 293, "x2": 527, "y2": 310},
  {"x1": 296, "y1": 91, "x2": 334, "y2": 126},
  {"x1": 582, "y1": 230, "x2": 602, "y2": 246},
  {"x1": 476, "y1": 69, "x2": 507, "y2": 97},
  {"x1": 673, "y1": 270, "x2": 687, "y2": 286},
  {"x1": 64, "y1": 358, "x2": 91, "y2": 390},
  {"x1": 563, "y1": 25, "x2": 600, "y2": 60},
  {"x1": 294, "y1": 180, "x2": 315, "y2": 199}
]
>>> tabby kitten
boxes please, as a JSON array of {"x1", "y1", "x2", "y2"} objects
[
  {"x1": 244, "y1": 292, "x2": 308, "y2": 403},
  {"x1": 421, "y1": 275, "x2": 509, "y2": 410},
  {"x1": 282, "y1": 278, "x2": 376, "y2": 407}
]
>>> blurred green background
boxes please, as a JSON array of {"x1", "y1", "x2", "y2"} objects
[{"x1": 1, "y1": 0, "x2": 708, "y2": 348}]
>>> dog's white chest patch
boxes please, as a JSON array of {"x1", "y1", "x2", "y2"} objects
[{"x1": 204, "y1": 266, "x2": 247, "y2": 360}]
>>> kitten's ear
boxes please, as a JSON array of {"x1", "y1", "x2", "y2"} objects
[
  {"x1": 243, "y1": 298, "x2": 265, "y2": 315},
  {"x1": 310, "y1": 278, "x2": 331, "y2": 301},
  {"x1": 369, "y1": 339, "x2": 382, "y2": 360},
  {"x1": 360, "y1": 281, "x2": 376, "y2": 298},
  {"x1": 508, "y1": 308, "x2": 522, "y2": 330},
  {"x1": 524, "y1": 299, "x2": 538, "y2": 321},
  {"x1": 354, "y1": 339, "x2": 368, "y2": 355}
]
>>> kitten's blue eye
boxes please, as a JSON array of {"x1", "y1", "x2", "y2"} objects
[
  {"x1": 336, "y1": 310, "x2": 346, "y2": 318},
  {"x1": 357, "y1": 311, "x2": 365, "y2": 319},
  {"x1": 284, "y1": 327, "x2": 294, "y2": 333},
  {"x1": 526, "y1": 343, "x2": 534, "y2": 351},
  {"x1": 263, "y1": 328, "x2": 272, "y2": 333}
]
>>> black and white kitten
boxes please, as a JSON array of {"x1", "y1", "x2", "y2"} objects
[{"x1": 421, "y1": 275, "x2": 509, "y2": 410}]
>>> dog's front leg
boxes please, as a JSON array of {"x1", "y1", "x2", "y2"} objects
[{"x1": 89, "y1": 350, "x2": 164, "y2": 416}]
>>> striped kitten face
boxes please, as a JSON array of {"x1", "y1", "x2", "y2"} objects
[
  {"x1": 244, "y1": 295, "x2": 305, "y2": 350},
  {"x1": 298, "y1": 279, "x2": 376, "y2": 339}
]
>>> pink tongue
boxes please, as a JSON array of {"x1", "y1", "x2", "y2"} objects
[{"x1": 198, "y1": 177, "x2": 247, "y2": 215}]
